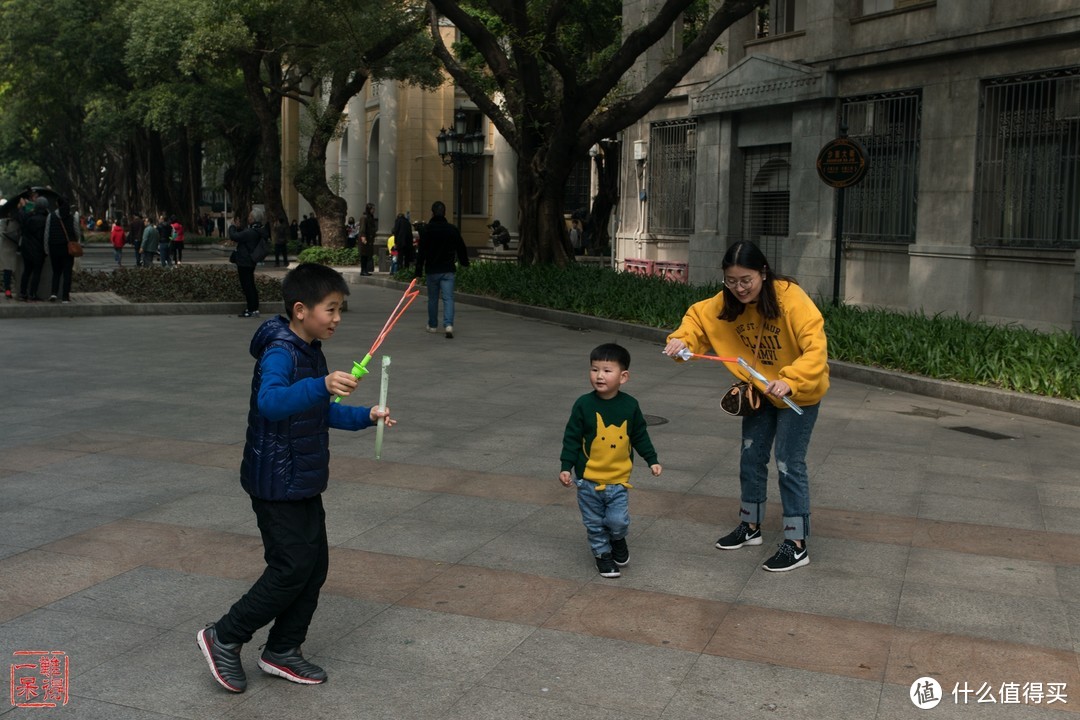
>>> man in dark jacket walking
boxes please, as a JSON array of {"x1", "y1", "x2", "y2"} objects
[{"x1": 414, "y1": 201, "x2": 469, "y2": 338}]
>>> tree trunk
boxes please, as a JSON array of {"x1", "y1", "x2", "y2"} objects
[
  {"x1": 587, "y1": 140, "x2": 621, "y2": 253},
  {"x1": 240, "y1": 54, "x2": 287, "y2": 227},
  {"x1": 293, "y1": 110, "x2": 349, "y2": 248},
  {"x1": 516, "y1": 148, "x2": 575, "y2": 266}
]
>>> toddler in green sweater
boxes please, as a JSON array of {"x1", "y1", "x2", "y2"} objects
[{"x1": 559, "y1": 343, "x2": 662, "y2": 578}]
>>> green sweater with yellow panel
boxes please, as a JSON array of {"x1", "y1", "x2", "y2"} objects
[{"x1": 560, "y1": 390, "x2": 659, "y2": 490}]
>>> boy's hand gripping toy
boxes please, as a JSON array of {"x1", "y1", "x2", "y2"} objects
[
  {"x1": 670, "y1": 348, "x2": 804, "y2": 415},
  {"x1": 334, "y1": 278, "x2": 420, "y2": 403}
]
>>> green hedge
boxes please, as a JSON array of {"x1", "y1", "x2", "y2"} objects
[
  {"x1": 73, "y1": 265, "x2": 283, "y2": 303},
  {"x1": 400, "y1": 262, "x2": 1080, "y2": 400},
  {"x1": 296, "y1": 246, "x2": 359, "y2": 266}
]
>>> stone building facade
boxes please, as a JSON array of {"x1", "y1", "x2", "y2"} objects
[{"x1": 616, "y1": 0, "x2": 1080, "y2": 334}]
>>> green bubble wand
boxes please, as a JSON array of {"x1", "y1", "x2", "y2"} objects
[
  {"x1": 333, "y1": 278, "x2": 419, "y2": 403},
  {"x1": 374, "y1": 355, "x2": 391, "y2": 460}
]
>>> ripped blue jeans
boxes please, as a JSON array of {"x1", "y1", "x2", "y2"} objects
[{"x1": 738, "y1": 402, "x2": 820, "y2": 541}]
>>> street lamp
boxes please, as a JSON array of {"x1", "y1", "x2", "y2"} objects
[{"x1": 436, "y1": 109, "x2": 484, "y2": 230}]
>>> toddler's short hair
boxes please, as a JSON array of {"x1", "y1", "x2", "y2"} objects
[
  {"x1": 590, "y1": 343, "x2": 630, "y2": 370},
  {"x1": 282, "y1": 263, "x2": 350, "y2": 318}
]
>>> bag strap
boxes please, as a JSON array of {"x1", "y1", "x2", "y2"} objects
[{"x1": 56, "y1": 212, "x2": 72, "y2": 242}]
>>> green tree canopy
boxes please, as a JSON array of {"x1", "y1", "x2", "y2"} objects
[
  {"x1": 0, "y1": 0, "x2": 132, "y2": 213},
  {"x1": 427, "y1": 0, "x2": 761, "y2": 264}
]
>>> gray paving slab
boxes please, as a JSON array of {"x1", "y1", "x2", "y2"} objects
[
  {"x1": 482, "y1": 628, "x2": 700, "y2": 716},
  {"x1": 661, "y1": 655, "x2": 884, "y2": 720},
  {"x1": 2, "y1": 282, "x2": 1079, "y2": 719}
]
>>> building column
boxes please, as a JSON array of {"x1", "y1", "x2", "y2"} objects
[
  {"x1": 491, "y1": 128, "x2": 517, "y2": 236},
  {"x1": 688, "y1": 114, "x2": 737, "y2": 284},
  {"x1": 345, "y1": 95, "x2": 365, "y2": 220},
  {"x1": 376, "y1": 81, "x2": 398, "y2": 239},
  {"x1": 1073, "y1": 250, "x2": 1080, "y2": 338}
]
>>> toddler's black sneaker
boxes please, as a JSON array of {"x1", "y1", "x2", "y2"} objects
[
  {"x1": 610, "y1": 537, "x2": 629, "y2": 567},
  {"x1": 594, "y1": 552, "x2": 621, "y2": 578}
]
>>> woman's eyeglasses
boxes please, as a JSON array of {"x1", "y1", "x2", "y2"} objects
[{"x1": 723, "y1": 276, "x2": 758, "y2": 290}]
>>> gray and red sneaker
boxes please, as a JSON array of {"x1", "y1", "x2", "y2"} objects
[
  {"x1": 196, "y1": 624, "x2": 246, "y2": 693},
  {"x1": 258, "y1": 647, "x2": 327, "y2": 685}
]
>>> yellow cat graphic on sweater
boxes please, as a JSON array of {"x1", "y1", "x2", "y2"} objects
[{"x1": 584, "y1": 413, "x2": 631, "y2": 486}]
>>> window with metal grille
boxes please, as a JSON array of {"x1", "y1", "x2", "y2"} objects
[
  {"x1": 975, "y1": 68, "x2": 1080, "y2": 249},
  {"x1": 563, "y1": 155, "x2": 591, "y2": 217},
  {"x1": 840, "y1": 91, "x2": 921, "y2": 244},
  {"x1": 460, "y1": 110, "x2": 487, "y2": 215},
  {"x1": 647, "y1": 119, "x2": 697, "y2": 235},
  {"x1": 743, "y1": 145, "x2": 790, "y2": 267}
]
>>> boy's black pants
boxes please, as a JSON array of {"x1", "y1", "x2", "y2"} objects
[{"x1": 215, "y1": 494, "x2": 328, "y2": 652}]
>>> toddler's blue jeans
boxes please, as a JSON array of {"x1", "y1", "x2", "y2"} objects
[{"x1": 574, "y1": 477, "x2": 629, "y2": 557}]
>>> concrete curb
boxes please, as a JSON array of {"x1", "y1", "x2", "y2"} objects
[
  {"x1": 5, "y1": 272, "x2": 1078, "y2": 426},
  {"x1": 0, "y1": 301, "x2": 279, "y2": 319}
]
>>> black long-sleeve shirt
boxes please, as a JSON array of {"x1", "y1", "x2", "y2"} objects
[{"x1": 414, "y1": 216, "x2": 469, "y2": 277}]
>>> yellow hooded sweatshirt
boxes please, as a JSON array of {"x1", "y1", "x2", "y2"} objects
[{"x1": 666, "y1": 280, "x2": 829, "y2": 407}]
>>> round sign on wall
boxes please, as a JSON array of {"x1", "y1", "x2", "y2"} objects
[{"x1": 816, "y1": 137, "x2": 868, "y2": 188}]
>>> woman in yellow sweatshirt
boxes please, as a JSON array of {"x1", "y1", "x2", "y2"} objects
[{"x1": 663, "y1": 241, "x2": 828, "y2": 572}]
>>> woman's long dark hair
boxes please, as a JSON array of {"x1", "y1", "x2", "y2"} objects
[{"x1": 717, "y1": 241, "x2": 796, "y2": 322}]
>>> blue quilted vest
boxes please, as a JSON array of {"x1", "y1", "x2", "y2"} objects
[{"x1": 240, "y1": 316, "x2": 330, "y2": 501}]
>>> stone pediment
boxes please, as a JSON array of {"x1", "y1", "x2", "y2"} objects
[{"x1": 692, "y1": 55, "x2": 834, "y2": 115}]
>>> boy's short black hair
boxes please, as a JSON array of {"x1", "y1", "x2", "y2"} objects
[
  {"x1": 282, "y1": 263, "x2": 350, "y2": 318},
  {"x1": 590, "y1": 343, "x2": 630, "y2": 370}
]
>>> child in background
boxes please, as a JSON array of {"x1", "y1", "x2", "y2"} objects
[{"x1": 560, "y1": 343, "x2": 662, "y2": 578}]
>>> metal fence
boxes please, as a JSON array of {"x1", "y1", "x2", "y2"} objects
[
  {"x1": 840, "y1": 90, "x2": 921, "y2": 244},
  {"x1": 975, "y1": 68, "x2": 1080, "y2": 249},
  {"x1": 647, "y1": 120, "x2": 697, "y2": 236}
]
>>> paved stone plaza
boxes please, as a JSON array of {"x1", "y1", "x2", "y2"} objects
[{"x1": 1, "y1": 280, "x2": 1078, "y2": 719}]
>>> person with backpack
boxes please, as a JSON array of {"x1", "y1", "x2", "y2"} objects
[{"x1": 230, "y1": 207, "x2": 269, "y2": 318}]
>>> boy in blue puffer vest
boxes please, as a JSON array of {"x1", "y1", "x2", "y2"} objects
[{"x1": 197, "y1": 263, "x2": 395, "y2": 693}]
